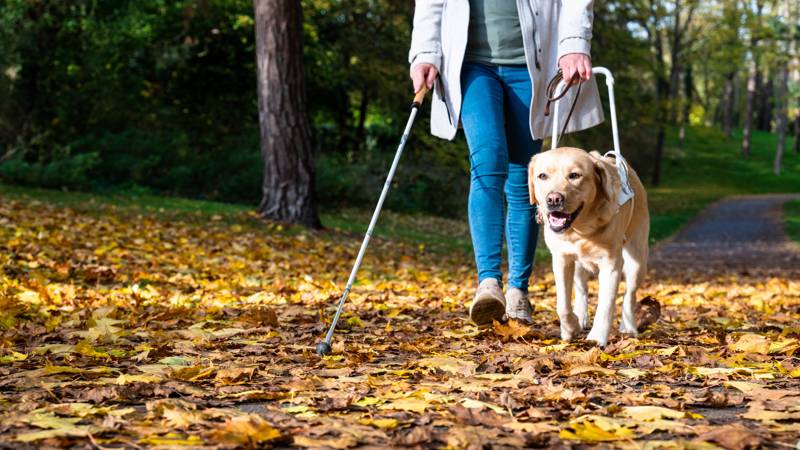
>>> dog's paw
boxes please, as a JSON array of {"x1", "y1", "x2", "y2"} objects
[
  {"x1": 619, "y1": 322, "x2": 639, "y2": 337},
  {"x1": 586, "y1": 327, "x2": 609, "y2": 347},
  {"x1": 560, "y1": 313, "x2": 581, "y2": 341},
  {"x1": 575, "y1": 312, "x2": 589, "y2": 330}
]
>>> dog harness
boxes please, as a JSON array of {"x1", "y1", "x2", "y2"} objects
[{"x1": 546, "y1": 67, "x2": 634, "y2": 207}]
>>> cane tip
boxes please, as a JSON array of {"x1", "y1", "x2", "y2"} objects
[{"x1": 316, "y1": 341, "x2": 332, "y2": 356}]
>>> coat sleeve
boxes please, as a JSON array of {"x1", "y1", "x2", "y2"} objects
[
  {"x1": 557, "y1": 0, "x2": 593, "y2": 61},
  {"x1": 408, "y1": 0, "x2": 444, "y2": 75}
]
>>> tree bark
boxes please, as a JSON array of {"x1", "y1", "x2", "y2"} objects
[
  {"x1": 741, "y1": 61, "x2": 757, "y2": 157},
  {"x1": 773, "y1": 66, "x2": 788, "y2": 175},
  {"x1": 741, "y1": 1, "x2": 764, "y2": 158},
  {"x1": 794, "y1": 108, "x2": 800, "y2": 154},
  {"x1": 678, "y1": 64, "x2": 693, "y2": 153},
  {"x1": 756, "y1": 70, "x2": 773, "y2": 131},
  {"x1": 649, "y1": 0, "x2": 669, "y2": 186},
  {"x1": 722, "y1": 71, "x2": 735, "y2": 139},
  {"x1": 253, "y1": 0, "x2": 321, "y2": 228}
]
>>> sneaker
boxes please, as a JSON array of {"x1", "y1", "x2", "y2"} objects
[
  {"x1": 469, "y1": 278, "x2": 506, "y2": 325},
  {"x1": 505, "y1": 287, "x2": 533, "y2": 324}
]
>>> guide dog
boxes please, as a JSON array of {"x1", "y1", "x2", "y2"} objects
[{"x1": 529, "y1": 147, "x2": 649, "y2": 346}]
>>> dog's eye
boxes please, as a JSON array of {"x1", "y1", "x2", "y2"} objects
[
  {"x1": 537, "y1": 173, "x2": 548, "y2": 180},
  {"x1": 568, "y1": 172, "x2": 582, "y2": 180}
]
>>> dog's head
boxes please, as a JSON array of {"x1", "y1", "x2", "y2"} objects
[{"x1": 528, "y1": 147, "x2": 620, "y2": 233}]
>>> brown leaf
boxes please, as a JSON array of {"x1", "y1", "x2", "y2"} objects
[
  {"x1": 207, "y1": 415, "x2": 283, "y2": 449},
  {"x1": 696, "y1": 424, "x2": 761, "y2": 450},
  {"x1": 492, "y1": 320, "x2": 532, "y2": 340},
  {"x1": 392, "y1": 426, "x2": 433, "y2": 447},
  {"x1": 636, "y1": 296, "x2": 661, "y2": 332},
  {"x1": 450, "y1": 405, "x2": 507, "y2": 427}
]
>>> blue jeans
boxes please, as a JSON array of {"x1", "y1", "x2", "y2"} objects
[{"x1": 460, "y1": 62, "x2": 542, "y2": 290}]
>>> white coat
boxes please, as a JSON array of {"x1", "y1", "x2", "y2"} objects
[{"x1": 409, "y1": 0, "x2": 604, "y2": 141}]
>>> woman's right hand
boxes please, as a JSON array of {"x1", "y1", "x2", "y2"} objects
[{"x1": 411, "y1": 63, "x2": 438, "y2": 93}]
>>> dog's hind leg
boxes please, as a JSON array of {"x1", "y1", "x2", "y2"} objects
[
  {"x1": 553, "y1": 254, "x2": 581, "y2": 341},
  {"x1": 620, "y1": 245, "x2": 646, "y2": 335},
  {"x1": 586, "y1": 258, "x2": 622, "y2": 347},
  {"x1": 573, "y1": 263, "x2": 591, "y2": 331}
]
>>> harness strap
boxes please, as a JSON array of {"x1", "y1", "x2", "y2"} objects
[{"x1": 544, "y1": 69, "x2": 582, "y2": 145}]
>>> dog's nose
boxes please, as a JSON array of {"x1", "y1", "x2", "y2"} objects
[{"x1": 546, "y1": 192, "x2": 564, "y2": 210}]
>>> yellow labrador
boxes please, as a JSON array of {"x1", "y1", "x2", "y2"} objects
[{"x1": 529, "y1": 147, "x2": 649, "y2": 346}]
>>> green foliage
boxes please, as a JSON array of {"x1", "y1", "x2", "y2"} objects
[
  {"x1": 650, "y1": 125, "x2": 800, "y2": 242},
  {"x1": 0, "y1": 0, "x2": 796, "y2": 219}
]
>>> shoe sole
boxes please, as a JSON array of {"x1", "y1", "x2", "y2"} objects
[{"x1": 470, "y1": 296, "x2": 505, "y2": 326}]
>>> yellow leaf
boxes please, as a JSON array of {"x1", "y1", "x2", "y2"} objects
[
  {"x1": 357, "y1": 417, "x2": 399, "y2": 430},
  {"x1": 618, "y1": 368, "x2": 647, "y2": 378},
  {"x1": 207, "y1": 415, "x2": 282, "y2": 447},
  {"x1": 116, "y1": 373, "x2": 162, "y2": 385},
  {"x1": 75, "y1": 340, "x2": 110, "y2": 358},
  {"x1": 474, "y1": 373, "x2": 514, "y2": 381},
  {"x1": 354, "y1": 397, "x2": 384, "y2": 407},
  {"x1": 460, "y1": 398, "x2": 507, "y2": 414},
  {"x1": 171, "y1": 365, "x2": 215, "y2": 382},
  {"x1": 560, "y1": 419, "x2": 634, "y2": 442},
  {"x1": 621, "y1": 406, "x2": 702, "y2": 421},
  {"x1": 0, "y1": 351, "x2": 27, "y2": 363},
  {"x1": 492, "y1": 320, "x2": 531, "y2": 340},
  {"x1": 417, "y1": 357, "x2": 476, "y2": 376},
  {"x1": 139, "y1": 433, "x2": 205, "y2": 446},
  {"x1": 294, "y1": 434, "x2": 357, "y2": 449},
  {"x1": 728, "y1": 334, "x2": 770, "y2": 354},
  {"x1": 567, "y1": 365, "x2": 616, "y2": 376},
  {"x1": 768, "y1": 338, "x2": 799, "y2": 355},
  {"x1": 163, "y1": 408, "x2": 204, "y2": 429},
  {"x1": 378, "y1": 397, "x2": 430, "y2": 413}
]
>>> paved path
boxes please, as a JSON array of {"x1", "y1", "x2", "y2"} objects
[{"x1": 649, "y1": 194, "x2": 800, "y2": 278}]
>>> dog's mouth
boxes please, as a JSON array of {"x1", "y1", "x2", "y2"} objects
[{"x1": 547, "y1": 204, "x2": 583, "y2": 233}]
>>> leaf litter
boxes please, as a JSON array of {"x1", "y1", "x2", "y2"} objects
[{"x1": 0, "y1": 197, "x2": 799, "y2": 448}]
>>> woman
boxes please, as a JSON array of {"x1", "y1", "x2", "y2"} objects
[{"x1": 409, "y1": 0, "x2": 604, "y2": 325}]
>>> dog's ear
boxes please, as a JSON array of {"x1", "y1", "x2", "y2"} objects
[
  {"x1": 591, "y1": 152, "x2": 621, "y2": 221},
  {"x1": 528, "y1": 153, "x2": 538, "y2": 206}
]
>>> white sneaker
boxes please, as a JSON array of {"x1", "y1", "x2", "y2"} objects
[
  {"x1": 505, "y1": 288, "x2": 533, "y2": 324},
  {"x1": 469, "y1": 278, "x2": 506, "y2": 325}
]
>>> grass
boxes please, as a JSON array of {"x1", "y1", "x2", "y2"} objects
[
  {"x1": 648, "y1": 126, "x2": 799, "y2": 243},
  {"x1": 785, "y1": 200, "x2": 800, "y2": 244},
  {"x1": 1, "y1": 125, "x2": 797, "y2": 258}
]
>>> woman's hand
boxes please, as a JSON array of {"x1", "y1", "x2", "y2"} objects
[
  {"x1": 411, "y1": 63, "x2": 439, "y2": 93},
  {"x1": 559, "y1": 53, "x2": 592, "y2": 85}
]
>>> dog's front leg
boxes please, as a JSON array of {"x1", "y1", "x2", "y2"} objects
[
  {"x1": 586, "y1": 258, "x2": 622, "y2": 347},
  {"x1": 553, "y1": 254, "x2": 580, "y2": 341},
  {"x1": 573, "y1": 263, "x2": 591, "y2": 330}
]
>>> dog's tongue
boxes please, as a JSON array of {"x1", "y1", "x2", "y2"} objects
[{"x1": 548, "y1": 212, "x2": 568, "y2": 228}]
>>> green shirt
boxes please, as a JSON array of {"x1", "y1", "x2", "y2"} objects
[{"x1": 465, "y1": 0, "x2": 526, "y2": 66}]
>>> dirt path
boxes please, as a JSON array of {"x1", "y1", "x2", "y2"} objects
[{"x1": 650, "y1": 194, "x2": 800, "y2": 278}]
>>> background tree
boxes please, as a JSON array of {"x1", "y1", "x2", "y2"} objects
[{"x1": 253, "y1": 0, "x2": 319, "y2": 227}]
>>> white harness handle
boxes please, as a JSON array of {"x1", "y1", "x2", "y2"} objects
[{"x1": 550, "y1": 66, "x2": 633, "y2": 206}]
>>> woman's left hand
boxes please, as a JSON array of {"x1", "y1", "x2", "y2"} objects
[{"x1": 559, "y1": 53, "x2": 592, "y2": 84}]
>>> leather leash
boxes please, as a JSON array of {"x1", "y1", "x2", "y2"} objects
[{"x1": 544, "y1": 69, "x2": 582, "y2": 146}]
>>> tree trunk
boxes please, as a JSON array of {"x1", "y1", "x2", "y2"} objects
[
  {"x1": 756, "y1": 71, "x2": 773, "y2": 131},
  {"x1": 254, "y1": 0, "x2": 321, "y2": 228},
  {"x1": 356, "y1": 85, "x2": 369, "y2": 150},
  {"x1": 667, "y1": 0, "x2": 683, "y2": 124},
  {"x1": 723, "y1": 71, "x2": 735, "y2": 139},
  {"x1": 773, "y1": 66, "x2": 788, "y2": 175},
  {"x1": 741, "y1": 1, "x2": 763, "y2": 157},
  {"x1": 741, "y1": 59, "x2": 757, "y2": 157},
  {"x1": 650, "y1": 0, "x2": 668, "y2": 186},
  {"x1": 678, "y1": 64, "x2": 693, "y2": 152},
  {"x1": 794, "y1": 108, "x2": 800, "y2": 154}
]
